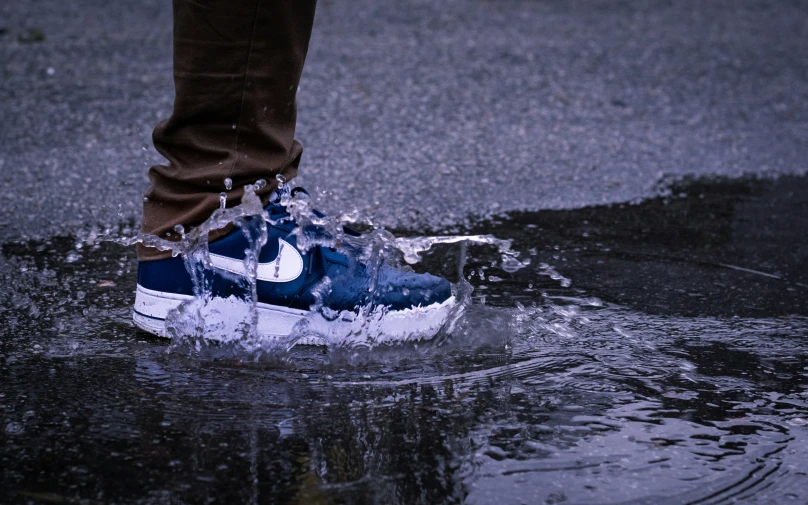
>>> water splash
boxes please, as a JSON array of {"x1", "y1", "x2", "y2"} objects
[
  {"x1": 121, "y1": 182, "x2": 534, "y2": 352},
  {"x1": 538, "y1": 262, "x2": 571, "y2": 287},
  {"x1": 273, "y1": 184, "x2": 529, "y2": 273}
]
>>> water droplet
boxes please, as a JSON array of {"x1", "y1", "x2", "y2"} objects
[
  {"x1": 224, "y1": 178, "x2": 233, "y2": 190},
  {"x1": 141, "y1": 144, "x2": 148, "y2": 151},
  {"x1": 5, "y1": 422, "x2": 23, "y2": 435},
  {"x1": 143, "y1": 197, "x2": 149, "y2": 202},
  {"x1": 219, "y1": 192, "x2": 227, "y2": 209},
  {"x1": 173, "y1": 224, "x2": 185, "y2": 236},
  {"x1": 254, "y1": 179, "x2": 266, "y2": 190},
  {"x1": 46, "y1": 67, "x2": 55, "y2": 76},
  {"x1": 231, "y1": 124, "x2": 236, "y2": 130},
  {"x1": 275, "y1": 174, "x2": 286, "y2": 189}
]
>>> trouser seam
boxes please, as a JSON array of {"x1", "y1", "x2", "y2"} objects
[{"x1": 227, "y1": 0, "x2": 263, "y2": 182}]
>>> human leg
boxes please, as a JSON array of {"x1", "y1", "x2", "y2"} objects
[
  {"x1": 140, "y1": 0, "x2": 317, "y2": 260},
  {"x1": 134, "y1": 0, "x2": 457, "y2": 342}
]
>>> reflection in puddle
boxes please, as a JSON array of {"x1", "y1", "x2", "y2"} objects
[{"x1": 1, "y1": 176, "x2": 807, "y2": 504}]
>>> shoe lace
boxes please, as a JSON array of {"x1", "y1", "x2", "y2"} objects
[{"x1": 268, "y1": 186, "x2": 361, "y2": 237}]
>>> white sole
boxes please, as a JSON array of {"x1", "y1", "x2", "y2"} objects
[{"x1": 133, "y1": 284, "x2": 456, "y2": 345}]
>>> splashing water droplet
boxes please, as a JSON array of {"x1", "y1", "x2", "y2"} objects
[
  {"x1": 224, "y1": 178, "x2": 233, "y2": 191},
  {"x1": 118, "y1": 181, "x2": 536, "y2": 351},
  {"x1": 231, "y1": 124, "x2": 236, "y2": 130},
  {"x1": 538, "y1": 263, "x2": 572, "y2": 288},
  {"x1": 143, "y1": 197, "x2": 149, "y2": 202}
]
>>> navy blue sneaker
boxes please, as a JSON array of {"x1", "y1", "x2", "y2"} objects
[{"x1": 133, "y1": 188, "x2": 456, "y2": 343}]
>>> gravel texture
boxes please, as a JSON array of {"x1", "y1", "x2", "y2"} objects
[{"x1": 2, "y1": 0, "x2": 807, "y2": 241}]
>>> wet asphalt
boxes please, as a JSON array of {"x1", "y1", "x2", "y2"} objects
[
  {"x1": 3, "y1": 1, "x2": 808, "y2": 504},
  {"x1": 2, "y1": 0, "x2": 807, "y2": 240},
  {"x1": 2, "y1": 175, "x2": 807, "y2": 504}
]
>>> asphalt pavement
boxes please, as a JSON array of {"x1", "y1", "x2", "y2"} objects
[
  {"x1": 3, "y1": 3, "x2": 808, "y2": 502},
  {"x1": 1, "y1": 0, "x2": 807, "y2": 242}
]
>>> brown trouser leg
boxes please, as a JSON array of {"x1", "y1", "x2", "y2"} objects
[{"x1": 139, "y1": 0, "x2": 317, "y2": 260}]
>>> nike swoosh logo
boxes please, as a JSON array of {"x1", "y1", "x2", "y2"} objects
[{"x1": 208, "y1": 238, "x2": 304, "y2": 283}]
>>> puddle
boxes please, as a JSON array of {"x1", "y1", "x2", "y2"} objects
[
  {"x1": 1, "y1": 175, "x2": 808, "y2": 504},
  {"x1": 456, "y1": 174, "x2": 808, "y2": 317}
]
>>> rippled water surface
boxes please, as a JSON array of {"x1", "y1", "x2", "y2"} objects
[{"x1": 2, "y1": 176, "x2": 807, "y2": 504}]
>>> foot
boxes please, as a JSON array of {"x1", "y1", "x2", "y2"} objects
[{"x1": 133, "y1": 187, "x2": 456, "y2": 343}]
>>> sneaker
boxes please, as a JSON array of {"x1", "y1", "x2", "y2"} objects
[{"x1": 133, "y1": 188, "x2": 456, "y2": 343}]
